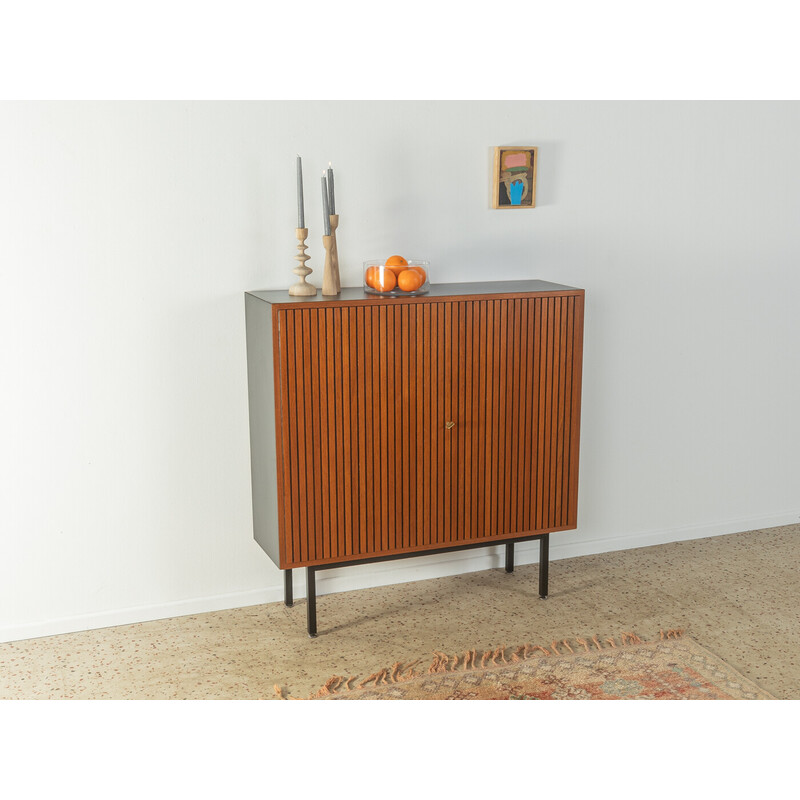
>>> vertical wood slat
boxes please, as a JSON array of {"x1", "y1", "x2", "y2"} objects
[
  {"x1": 309, "y1": 309, "x2": 324, "y2": 563},
  {"x1": 361, "y1": 307, "x2": 374, "y2": 560},
  {"x1": 332, "y1": 309, "x2": 344, "y2": 557},
  {"x1": 355, "y1": 308, "x2": 367, "y2": 556},
  {"x1": 400, "y1": 304, "x2": 411, "y2": 549},
  {"x1": 470, "y1": 301, "x2": 481, "y2": 539},
  {"x1": 503, "y1": 299, "x2": 514, "y2": 534},
  {"x1": 495, "y1": 299, "x2": 508, "y2": 537},
  {"x1": 555, "y1": 297, "x2": 569, "y2": 528},
  {"x1": 393, "y1": 305, "x2": 403, "y2": 549},
  {"x1": 532, "y1": 299, "x2": 543, "y2": 532},
  {"x1": 275, "y1": 291, "x2": 582, "y2": 567},
  {"x1": 278, "y1": 311, "x2": 296, "y2": 565},
  {"x1": 547, "y1": 298, "x2": 561, "y2": 530},
  {"x1": 378, "y1": 306, "x2": 389, "y2": 554},
  {"x1": 549, "y1": 298, "x2": 558, "y2": 530},
  {"x1": 438, "y1": 303, "x2": 453, "y2": 542},
  {"x1": 552, "y1": 298, "x2": 563, "y2": 530},
  {"x1": 562, "y1": 298, "x2": 572, "y2": 528},
  {"x1": 451, "y1": 302, "x2": 461, "y2": 543},
  {"x1": 337, "y1": 310, "x2": 349, "y2": 558},
  {"x1": 558, "y1": 296, "x2": 572, "y2": 528},
  {"x1": 486, "y1": 300, "x2": 498, "y2": 538},
  {"x1": 370, "y1": 306, "x2": 382, "y2": 554},
  {"x1": 348, "y1": 307, "x2": 360, "y2": 554},
  {"x1": 431, "y1": 303, "x2": 442, "y2": 545},
  {"x1": 407, "y1": 304, "x2": 418, "y2": 550},
  {"x1": 511, "y1": 300, "x2": 529, "y2": 532},
  {"x1": 536, "y1": 298, "x2": 551, "y2": 531},
  {"x1": 416, "y1": 304, "x2": 426, "y2": 546},
  {"x1": 544, "y1": 296, "x2": 556, "y2": 530},
  {"x1": 316, "y1": 310, "x2": 330, "y2": 560},
  {"x1": 284, "y1": 311, "x2": 300, "y2": 561},
  {"x1": 476, "y1": 301, "x2": 487, "y2": 537},
  {"x1": 294, "y1": 311, "x2": 308, "y2": 562},
  {"x1": 546, "y1": 297, "x2": 556, "y2": 530},
  {"x1": 523, "y1": 300, "x2": 537, "y2": 531},
  {"x1": 508, "y1": 299, "x2": 521, "y2": 534},
  {"x1": 566, "y1": 296, "x2": 577, "y2": 526},
  {"x1": 529, "y1": 300, "x2": 542, "y2": 530},
  {"x1": 383, "y1": 305, "x2": 396, "y2": 554},
  {"x1": 457, "y1": 303, "x2": 468, "y2": 542},
  {"x1": 554, "y1": 296, "x2": 567, "y2": 529},
  {"x1": 421, "y1": 303, "x2": 432, "y2": 547},
  {"x1": 462, "y1": 303, "x2": 474, "y2": 541},
  {"x1": 567, "y1": 293, "x2": 585, "y2": 528},
  {"x1": 323, "y1": 310, "x2": 336, "y2": 559}
]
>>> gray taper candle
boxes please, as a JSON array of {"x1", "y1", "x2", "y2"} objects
[
  {"x1": 321, "y1": 174, "x2": 331, "y2": 235},
  {"x1": 327, "y1": 162, "x2": 335, "y2": 214},
  {"x1": 296, "y1": 155, "x2": 304, "y2": 229}
]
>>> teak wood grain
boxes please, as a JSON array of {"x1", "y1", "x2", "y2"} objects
[{"x1": 271, "y1": 288, "x2": 584, "y2": 569}]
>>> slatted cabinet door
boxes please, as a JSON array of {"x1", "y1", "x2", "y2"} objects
[
  {"x1": 273, "y1": 292, "x2": 583, "y2": 569},
  {"x1": 277, "y1": 302, "x2": 435, "y2": 567},
  {"x1": 426, "y1": 295, "x2": 583, "y2": 550}
]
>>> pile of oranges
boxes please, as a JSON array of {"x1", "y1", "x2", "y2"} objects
[{"x1": 365, "y1": 255, "x2": 427, "y2": 293}]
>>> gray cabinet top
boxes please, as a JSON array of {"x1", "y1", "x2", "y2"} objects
[{"x1": 247, "y1": 279, "x2": 583, "y2": 307}]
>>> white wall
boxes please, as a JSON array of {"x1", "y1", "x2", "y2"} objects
[{"x1": 2, "y1": 101, "x2": 799, "y2": 643}]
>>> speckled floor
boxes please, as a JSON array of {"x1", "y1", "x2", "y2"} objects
[{"x1": 1, "y1": 524, "x2": 798, "y2": 700}]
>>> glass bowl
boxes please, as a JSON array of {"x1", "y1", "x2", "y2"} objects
[{"x1": 363, "y1": 259, "x2": 430, "y2": 297}]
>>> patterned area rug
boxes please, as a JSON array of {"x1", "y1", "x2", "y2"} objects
[{"x1": 275, "y1": 630, "x2": 774, "y2": 700}]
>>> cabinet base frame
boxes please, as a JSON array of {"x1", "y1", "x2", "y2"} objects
[{"x1": 283, "y1": 533, "x2": 551, "y2": 638}]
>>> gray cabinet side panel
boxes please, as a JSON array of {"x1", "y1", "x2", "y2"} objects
[{"x1": 245, "y1": 294, "x2": 281, "y2": 567}]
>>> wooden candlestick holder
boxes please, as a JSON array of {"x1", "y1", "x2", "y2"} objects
[
  {"x1": 288, "y1": 228, "x2": 317, "y2": 296},
  {"x1": 329, "y1": 214, "x2": 341, "y2": 293},
  {"x1": 321, "y1": 234, "x2": 338, "y2": 296}
]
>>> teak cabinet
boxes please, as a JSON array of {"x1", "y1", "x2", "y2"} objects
[{"x1": 245, "y1": 280, "x2": 584, "y2": 636}]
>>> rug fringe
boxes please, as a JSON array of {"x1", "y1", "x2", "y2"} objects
[{"x1": 274, "y1": 629, "x2": 686, "y2": 699}]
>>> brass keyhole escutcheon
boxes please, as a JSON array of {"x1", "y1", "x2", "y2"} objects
[{"x1": 445, "y1": 421, "x2": 455, "y2": 430}]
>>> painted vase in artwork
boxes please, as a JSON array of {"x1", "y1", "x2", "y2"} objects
[{"x1": 502, "y1": 151, "x2": 530, "y2": 205}]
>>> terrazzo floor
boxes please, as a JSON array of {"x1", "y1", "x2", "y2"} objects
[{"x1": 1, "y1": 524, "x2": 798, "y2": 700}]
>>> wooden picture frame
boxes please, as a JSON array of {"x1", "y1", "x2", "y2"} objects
[{"x1": 492, "y1": 146, "x2": 537, "y2": 209}]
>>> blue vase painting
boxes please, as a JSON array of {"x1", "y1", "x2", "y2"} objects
[{"x1": 493, "y1": 147, "x2": 537, "y2": 209}]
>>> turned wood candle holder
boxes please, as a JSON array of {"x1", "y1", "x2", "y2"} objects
[
  {"x1": 321, "y1": 234, "x2": 338, "y2": 296},
  {"x1": 288, "y1": 227, "x2": 317, "y2": 297},
  {"x1": 329, "y1": 214, "x2": 341, "y2": 293}
]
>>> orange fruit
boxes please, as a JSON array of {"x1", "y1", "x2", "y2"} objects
[
  {"x1": 365, "y1": 265, "x2": 397, "y2": 292},
  {"x1": 379, "y1": 270, "x2": 398, "y2": 291},
  {"x1": 397, "y1": 269, "x2": 424, "y2": 292},
  {"x1": 384, "y1": 255, "x2": 408, "y2": 278},
  {"x1": 364, "y1": 266, "x2": 380, "y2": 290},
  {"x1": 408, "y1": 265, "x2": 427, "y2": 283}
]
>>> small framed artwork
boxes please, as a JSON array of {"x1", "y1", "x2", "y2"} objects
[{"x1": 492, "y1": 146, "x2": 538, "y2": 209}]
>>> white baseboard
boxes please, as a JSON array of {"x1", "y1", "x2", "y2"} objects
[
  {"x1": 0, "y1": 588, "x2": 275, "y2": 646},
  {"x1": 2, "y1": 511, "x2": 797, "y2": 644},
  {"x1": 311, "y1": 510, "x2": 800, "y2": 596}
]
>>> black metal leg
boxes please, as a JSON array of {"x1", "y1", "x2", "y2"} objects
[
  {"x1": 538, "y1": 534, "x2": 549, "y2": 599},
  {"x1": 505, "y1": 542, "x2": 515, "y2": 573},
  {"x1": 284, "y1": 569, "x2": 293, "y2": 607},
  {"x1": 306, "y1": 567, "x2": 317, "y2": 638}
]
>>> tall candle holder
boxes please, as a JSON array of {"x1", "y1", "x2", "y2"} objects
[
  {"x1": 321, "y1": 234, "x2": 337, "y2": 296},
  {"x1": 288, "y1": 228, "x2": 317, "y2": 296},
  {"x1": 329, "y1": 214, "x2": 341, "y2": 293}
]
